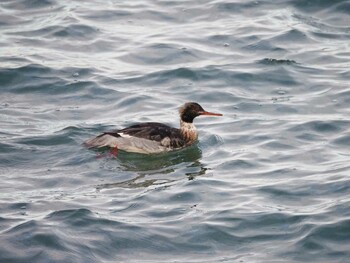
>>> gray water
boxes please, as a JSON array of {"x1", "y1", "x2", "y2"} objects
[{"x1": 1, "y1": 0, "x2": 350, "y2": 262}]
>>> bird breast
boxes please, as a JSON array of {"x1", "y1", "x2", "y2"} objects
[{"x1": 180, "y1": 121, "x2": 198, "y2": 144}]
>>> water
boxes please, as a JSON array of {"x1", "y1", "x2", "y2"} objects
[{"x1": 1, "y1": 0, "x2": 350, "y2": 262}]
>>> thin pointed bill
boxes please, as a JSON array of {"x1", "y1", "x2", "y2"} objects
[{"x1": 199, "y1": 111, "x2": 223, "y2": 116}]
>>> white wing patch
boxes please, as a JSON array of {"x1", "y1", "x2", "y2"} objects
[
  {"x1": 117, "y1": 133, "x2": 133, "y2": 138},
  {"x1": 160, "y1": 137, "x2": 171, "y2": 147}
]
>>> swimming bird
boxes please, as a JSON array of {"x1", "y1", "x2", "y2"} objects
[{"x1": 84, "y1": 102, "x2": 222, "y2": 155}]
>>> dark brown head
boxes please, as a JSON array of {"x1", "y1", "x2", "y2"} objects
[{"x1": 179, "y1": 102, "x2": 223, "y2": 123}]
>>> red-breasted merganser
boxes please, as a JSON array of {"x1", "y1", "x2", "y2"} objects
[{"x1": 84, "y1": 102, "x2": 222, "y2": 155}]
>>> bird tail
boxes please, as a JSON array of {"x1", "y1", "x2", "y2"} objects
[{"x1": 83, "y1": 134, "x2": 119, "y2": 148}]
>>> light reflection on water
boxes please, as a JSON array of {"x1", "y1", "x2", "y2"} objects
[{"x1": 96, "y1": 145, "x2": 205, "y2": 190}]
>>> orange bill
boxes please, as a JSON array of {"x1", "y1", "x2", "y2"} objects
[{"x1": 198, "y1": 111, "x2": 223, "y2": 116}]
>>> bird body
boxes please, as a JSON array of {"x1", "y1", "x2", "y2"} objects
[{"x1": 84, "y1": 102, "x2": 222, "y2": 155}]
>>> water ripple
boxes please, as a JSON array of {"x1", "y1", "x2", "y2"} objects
[{"x1": 1, "y1": 0, "x2": 350, "y2": 262}]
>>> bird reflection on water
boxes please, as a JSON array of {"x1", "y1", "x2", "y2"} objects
[{"x1": 96, "y1": 144, "x2": 208, "y2": 190}]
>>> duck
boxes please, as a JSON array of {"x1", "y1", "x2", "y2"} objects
[{"x1": 84, "y1": 102, "x2": 222, "y2": 155}]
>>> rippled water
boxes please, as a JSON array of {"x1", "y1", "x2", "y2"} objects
[{"x1": 1, "y1": 0, "x2": 350, "y2": 262}]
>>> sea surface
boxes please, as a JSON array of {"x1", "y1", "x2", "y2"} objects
[{"x1": 1, "y1": 0, "x2": 350, "y2": 262}]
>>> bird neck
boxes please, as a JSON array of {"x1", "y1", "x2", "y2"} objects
[{"x1": 180, "y1": 120, "x2": 198, "y2": 144}]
